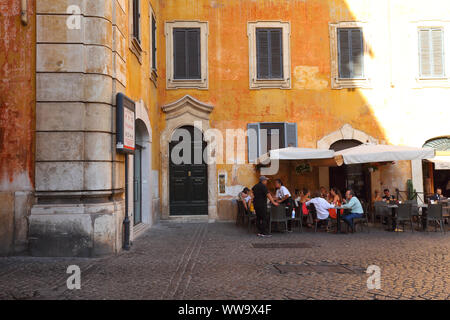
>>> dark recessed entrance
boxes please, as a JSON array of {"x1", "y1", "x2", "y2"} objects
[
  {"x1": 169, "y1": 126, "x2": 208, "y2": 216},
  {"x1": 329, "y1": 139, "x2": 371, "y2": 202}
]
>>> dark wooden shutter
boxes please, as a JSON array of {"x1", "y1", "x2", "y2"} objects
[
  {"x1": 256, "y1": 29, "x2": 269, "y2": 78},
  {"x1": 338, "y1": 28, "x2": 363, "y2": 78},
  {"x1": 284, "y1": 123, "x2": 298, "y2": 148},
  {"x1": 173, "y1": 29, "x2": 186, "y2": 79},
  {"x1": 173, "y1": 28, "x2": 200, "y2": 79},
  {"x1": 133, "y1": 0, "x2": 140, "y2": 41},
  {"x1": 270, "y1": 29, "x2": 283, "y2": 78},
  {"x1": 187, "y1": 29, "x2": 201, "y2": 79},
  {"x1": 247, "y1": 123, "x2": 260, "y2": 163},
  {"x1": 151, "y1": 16, "x2": 156, "y2": 70},
  {"x1": 256, "y1": 28, "x2": 283, "y2": 79}
]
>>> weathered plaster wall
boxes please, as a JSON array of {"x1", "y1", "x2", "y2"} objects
[
  {"x1": 125, "y1": 0, "x2": 161, "y2": 228},
  {"x1": 156, "y1": 0, "x2": 450, "y2": 219},
  {"x1": 0, "y1": 0, "x2": 35, "y2": 254},
  {"x1": 157, "y1": 0, "x2": 387, "y2": 219}
]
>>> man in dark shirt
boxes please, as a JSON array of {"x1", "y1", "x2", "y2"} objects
[
  {"x1": 430, "y1": 188, "x2": 445, "y2": 201},
  {"x1": 252, "y1": 176, "x2": 278, "y2": 237},
  {"x1": 382, "y1": 189, "x2": 396, "y2": 201}
]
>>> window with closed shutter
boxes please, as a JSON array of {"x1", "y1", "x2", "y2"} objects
[
  {"x1": 151, "y1": 15, "x2": 156, "y2": 71},
  {"x1": 132, "y1": 0, "x2": 140, "y2": 42},
  {"x1": 256, "y1": 28, "x2": 283, "y2": 79},
  {"x1": 173, "y1": 28, "x2": 201, "y2": 80},
  {"x1": 419, "y1": 28, "x2": 445, "y2": 78},
  {"x1": 337, "y1": 28, "x2": 364, "y2": 79}
]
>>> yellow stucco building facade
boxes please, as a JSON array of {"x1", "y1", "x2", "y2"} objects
[{"x1": 1, "y1": 0, "x2": 449, "y2": 256}]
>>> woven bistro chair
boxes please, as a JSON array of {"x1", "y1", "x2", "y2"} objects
[
  {"x1": 405, "y1": 200, "x2": 421, "y2": 229},
  {"x1": 291, "y1": 206, "x2": 303, "y2": 232},
  {"x1": 307, "y1": 204, "x2": 331, "y2": 233},
  {"x1": 395, "y1": 203, "x2": 414, "y2": 233},
  {"x1": 374, "y1": 201, "x2": 390, "y2": 225},
  {"x1": 426, "y1": 204, "x2": 445, "y2": 233},
  {"x1": 353, "y1": 200, "x2": 370, "y2": 233},
  {"x1": 269, "y1": 205, "x2": 288, "y2": 233}
]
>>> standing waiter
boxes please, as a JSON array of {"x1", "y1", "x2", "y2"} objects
[{"x1": 252, "y1": 176, "x2": 278, "y2": 237}]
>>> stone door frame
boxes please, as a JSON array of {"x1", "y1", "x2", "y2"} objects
[{"x1": 160, "y1": 95, "x2": 218, "y2": 220}]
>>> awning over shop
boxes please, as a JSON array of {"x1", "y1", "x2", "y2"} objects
[
  {"x1": 334, "y1": 144, "x2": 436, "y2": 166},
  {"x1": 257, "y1": 147, "x2": 335, "y2": 165}
]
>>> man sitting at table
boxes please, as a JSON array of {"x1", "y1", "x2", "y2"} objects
[
  {"x1": 382, "y1": 189, "x2": 396, "y2": 202},
  {"x1": 274, "y1": 179, "x2": 293, "y2": 232},
  {"x1": 430, "y1": 188, "x2": 445, "y2": 202},
  {"x1": 306, "y1": 191, "x2": 334, "y2": 230},
  {"x1": 341, "y1": 190, "x2": 364, "y2": 231}
]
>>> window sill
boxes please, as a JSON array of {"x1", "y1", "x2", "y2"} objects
[
  {"x1": 414, "y1": 77, "x2": 450, "y2": 88},
  {"x1": 250, "y1": 78, "x2": 291, "y2": 89},
  {"x1": 167, "y1": 78, "x2": 208, "y2": 89},
  {"x1": 129, "y1": 37, "x2": 143, "y2": 64},
  {"x1": 331, "y1": 78, "x2": 371, "y2": 89}
]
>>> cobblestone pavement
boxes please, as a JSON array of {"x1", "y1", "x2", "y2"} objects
[{"x1": 0, "y1": 222, "x2": 449, "y2": 300}]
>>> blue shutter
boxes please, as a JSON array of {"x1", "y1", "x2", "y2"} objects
[
  {"x1": 247, "y1": 123, "x2": 260, "y2": 163},
  {"x1": 284, "y1": 123, "x2": 297, "y2": 148}
]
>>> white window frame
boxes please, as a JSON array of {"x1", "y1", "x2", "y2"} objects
[
  {"x1": 329, "y1": 21, "x2": 371, "y2": 89},
  {"x1": 247, "y1": 21, "x2": 291, "y2": 89},
  {"x1": 164, "y1": 21, "x2": 209, "y2": 90},
  {"x1": 149, "y1": 4, "x2": 157, "y2": 85},
  {"x1": 411, "y1": 20, "x2": 450, "y2": 88}
]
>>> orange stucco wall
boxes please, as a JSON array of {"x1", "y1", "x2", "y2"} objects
[{"x1": 156, "y1": 0, "x2": 388, "y2": 198}]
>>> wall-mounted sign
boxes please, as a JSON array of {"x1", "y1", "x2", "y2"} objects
[{"x1": 116, "y1": 93, "x2": 135, "y2": 154}]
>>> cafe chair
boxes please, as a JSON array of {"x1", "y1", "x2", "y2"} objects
[
  {"x1": 269, "y1": 205, "x2": 288, "y2": 234},
  {"x1": 405, "y1": 200, "x2": 421, "y2": 229},
  {"x1": 307, "y1": 204, "x2": 330, "y2": 233},
  {"x1": 374, "y1": 201, "x2": 390, "y2": 225},
  {"x1": 395, "y1": 203, "x2": 414, "y2": 233},
  {"x1": 236, "y1": 200, "x2": 246, "y2": 226},
  {"x1": 291, "y1": 206, "x2": 303, "y2": 233},
  {"x1": 426, "y1": 204, "x2": 445, "y2": 233},
  {"x1": 353, "y1": 201, "x2": 370, "y2": 233}
]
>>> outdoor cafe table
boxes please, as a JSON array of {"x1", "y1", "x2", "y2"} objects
[
  {"x1": 388, "y1": 203, "x2": 429, "y2": 231},
  {"x1": 334, "y1": 206, "x2": 347, "y2": 233}
]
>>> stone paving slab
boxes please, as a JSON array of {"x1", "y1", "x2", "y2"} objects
[{"x1": 0, "y1": 222, "x2": 449, "y2": 300}]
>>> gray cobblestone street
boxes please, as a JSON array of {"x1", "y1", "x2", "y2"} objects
[{"x1": 0, "y1": 222, "x2": 449, "y2": 300}]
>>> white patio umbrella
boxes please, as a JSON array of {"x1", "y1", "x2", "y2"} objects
[
  {"x1": 334, "y1": 144, "x2": 436, "y2": 166},
  {"x1": 257, "y1": 147, "x2": 335, "y2": 165}
]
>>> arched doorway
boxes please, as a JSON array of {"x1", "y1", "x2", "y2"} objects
[
  {"x1": 133, "y1": 118, "x2": 152, "y2": 226},
  {"x1": 169, "y1": 126, "x2": 208, "y2": 216},
  {"x1": 329, "y1": 139, "x2": 371, "y2": 201}
]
